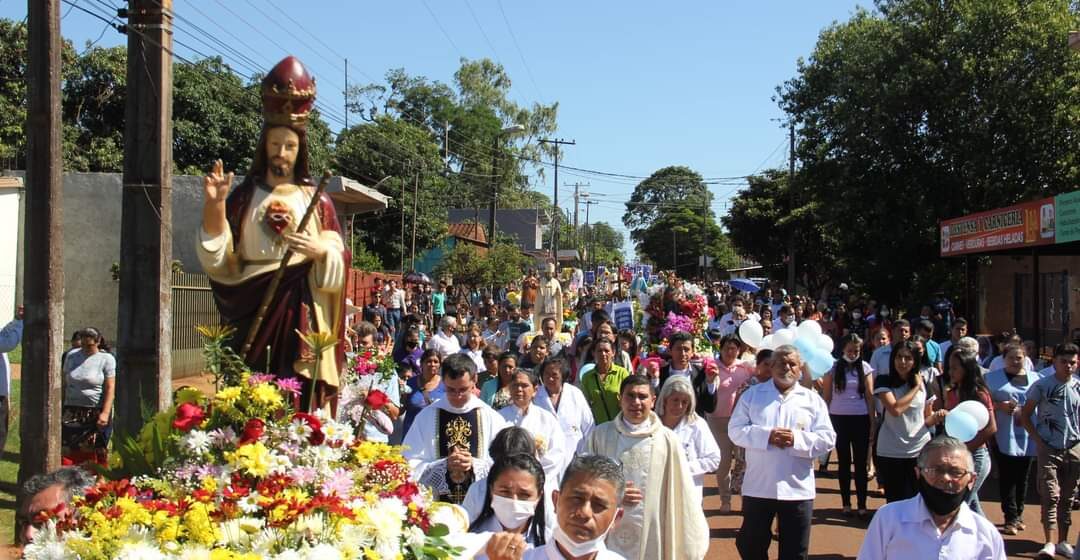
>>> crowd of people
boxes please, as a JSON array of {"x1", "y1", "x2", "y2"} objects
[{"x1": 17, "y1": 266, "x2": 1080, "y2": 560}]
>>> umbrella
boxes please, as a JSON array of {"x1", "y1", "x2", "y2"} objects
[
  {"x1": 728, "y1": 278, "x2": 761, "y2": 293},
  {"x1": 403, "y1": 271, "x2": 432, "y2": 285}
]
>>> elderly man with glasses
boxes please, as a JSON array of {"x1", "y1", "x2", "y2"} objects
[{"x1": 857, "y1": 436, "x2": 1005, "y2": 560}]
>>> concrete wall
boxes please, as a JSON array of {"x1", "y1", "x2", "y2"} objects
[
  {"x1": 5, "y1": 172, "x2": 208, "y2": 342},
  {"x1": 0, "y1": 188, "x2": 21, "y2": 321}
]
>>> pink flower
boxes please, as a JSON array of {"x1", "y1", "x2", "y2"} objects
[
  {"x1": 275, "y1": 377, "x2": 302, "y2": 396},
  {"x1": 248, "y1": 373, "x2": 276, "y2": 385},
  {"x1": 320, "y1": 467, "x2": 354, "y2": 496},
  {"x1": 291, "y1": 466, "x2": 318, "y2": 485}
]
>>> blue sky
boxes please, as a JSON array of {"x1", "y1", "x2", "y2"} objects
[{"x1": 3, "y1": 0, "x2": 869, "y2": 257}]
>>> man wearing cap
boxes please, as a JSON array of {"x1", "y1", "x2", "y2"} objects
[{"x1": 197, "y1": 56, "x2": 347, "y2": 404}]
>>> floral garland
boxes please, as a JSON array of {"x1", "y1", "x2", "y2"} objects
[{"x1": 25, "y1": 372, "x2": 463, "y2": 560}]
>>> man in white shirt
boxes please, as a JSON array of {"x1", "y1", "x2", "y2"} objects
[
  {"x1": 426, "y1": 315, "x2": 462, "y2": 358},
  {"x1": 857, "y1": 436, "x2": 1006, "y2": 560},
  {"x1": 519, "y1": 454, "x2": 627, "y2": 560},
  {"x1": 728, "y1": 344, "x2": 836, "y2": 560}
]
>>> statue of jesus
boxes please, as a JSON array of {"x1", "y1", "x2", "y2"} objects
[{"x1": 196, "y1": 56, "x2": 347, "y2": 403}]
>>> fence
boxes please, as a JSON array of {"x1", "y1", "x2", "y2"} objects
[{"x1": 171, "y1": 271, "x2": 220, "y2": 379}]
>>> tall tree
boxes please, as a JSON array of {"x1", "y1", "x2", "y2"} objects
[
  {"x1": 582, "y1": 221, "x2": 626, "y2": 266},
  {"x1": 623, "y1": 166, "x2": 735, "y2": 273},
  {"x1": 771, "y1": 0, "x2": 1080, "y2": 301}
]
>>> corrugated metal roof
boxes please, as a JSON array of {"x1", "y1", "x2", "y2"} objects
[{"x1": 447, "y1": 222, "x2": 487, "y2": 244}]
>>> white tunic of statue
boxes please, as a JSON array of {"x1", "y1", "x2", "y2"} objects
[
  {"x1": 581, "y1": 411, "x2": 709, "y2": 560},
  {"x1": 196, "y1": 184, "x2": 347, "y2": 385},
  {"x1": 536, "y1": 272, "x2": 564, "y2": 327}
]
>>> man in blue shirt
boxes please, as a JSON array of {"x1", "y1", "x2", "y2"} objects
[{"x1": 1020, "y1": 343, "x2": 1080, "y2": 559}]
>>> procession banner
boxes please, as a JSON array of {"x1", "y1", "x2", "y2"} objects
[
  {"x1": 608, "y1": 301, "x2": 635, "y2": 331},
  {"x1": 939, "y1": 197, "x2": 1055, "y2": 256},
  {"x1": 585, "y1": 271, "x2": 596, "y2": 286}
]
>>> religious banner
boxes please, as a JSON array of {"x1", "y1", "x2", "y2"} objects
[
  {"x1": 642, "y1": 264, "x2": 653, "y2": 279},
  {"x1": 585, "y1": 270, "x2": 596, "y2": 285},
  {"x1": 608, "y1": 301, "x2": 635, "y2": 331},
  {"x1": 939, "y1": 197, "x2": 1055, "y2": 256}
]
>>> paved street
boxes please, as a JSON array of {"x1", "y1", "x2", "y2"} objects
[{"x1": 703, "y1": 464, "x2": 1057, "y2": 559}]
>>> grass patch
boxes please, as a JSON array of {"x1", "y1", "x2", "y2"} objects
[
  {"x1": 7, "y1": 344, "x2": 18, "y2": 365},
  {"x1": 0, "y1": 378, "x2": 19, "y2": 545}
]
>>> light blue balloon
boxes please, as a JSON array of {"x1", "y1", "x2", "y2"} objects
[
  {"x1": 578, "y1": 363, "x2": 596, "y2": 378},
  {"x1": 793, "y1": 337, "x2": 817, "y2": 360},
  {"x1": 806, "y1": 347, "x2": 834, "y2": 380},
  {"x1": 945, "y1": 410, "x2": 979, "y2": 442}
]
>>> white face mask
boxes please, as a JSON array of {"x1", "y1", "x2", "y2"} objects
[
  {"x1": 552, "y1": 513, "x2": 619, "y2": 557},
  {"x1": 491, "y1": 494, "x2": 538, "y2": 529},
  {"x1": 843, "y1": 354, "x2": 860, "y2": 363},
  {"x1": 851, "y1": 312, "x2": 862, "y2": 320}
]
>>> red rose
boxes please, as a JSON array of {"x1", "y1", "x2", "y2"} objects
[
  {"x1": 172, "y1": 402, "x2": 206, "y2": 432},
  {"x1": 292, "y1": 412, "x2": 325, "y2": 445},
  {"x1": 365, "y1": 389, "x2": 390, "y2": 410},
  {"x1": 239, "y1": 418, "x2": 265, "y2": 444}
]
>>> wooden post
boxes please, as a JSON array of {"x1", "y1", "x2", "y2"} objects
[
  {"x1": 18, "y1": 0, "x2": 65, "y2": 515},
  {"x1": 115, "y1": 0, "x2": 173, "y2": 436}
]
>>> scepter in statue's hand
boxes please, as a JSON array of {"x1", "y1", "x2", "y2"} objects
[{"x1": 202, "y1": 159, "x2": 234, "y2": 238}]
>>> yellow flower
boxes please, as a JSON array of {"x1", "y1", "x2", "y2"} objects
[
  {"x1": 228, "y1": 442, "x2": 271, "y2": 476},
  {"x1": 196, "y1": 324, "x2": 236, "y2": 341},
  {"x1": 200, "y1": 476, "x2": 217, "y2": 493},
  {"x1": 250, "y1": 383, "x2": 283, "y2": 408},
  {"x1": 184, "y1": 502, "x2": 219, "y2": 546},
  {"x1": 214, "y1": 386, "x2": 243, "y2": 412},
  {"x1": 297, "y1": 329, "x2": 339, "y2": 355},
  {"x1": 175, "y1": 387, "x2": 205, "y2": 406}
]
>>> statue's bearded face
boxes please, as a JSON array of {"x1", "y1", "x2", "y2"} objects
[{"x1": 265, "y1": 126, "x2": 300, "y2": 178}]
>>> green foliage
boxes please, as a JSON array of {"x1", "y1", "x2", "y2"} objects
[
  {"x1": 622, "y1": 166, "x2": 736, "y2": 273},
  {"x1": 196, "y1": 324, "x2": 248, "y2": 389},
  {"x1": 350, "y1": 241, "x2": 385, "y2": 272},
  {"x1": 723, "y1": 169, "x2": 839, "y2": 293},
  {"x1": 770, "y1": 0, "x2": 1080, "y2": 301},
  {"x1": 434, "y1": 241, "x2": 531, "y2": 288},
  {"x1": 583, "y1": 222, "x2": 626, "y2": 266},
  {"x1": 171, "y1": 57, "x2": 261, "y2": 175},
  {"x1": 342, "y1": 58, "x2": 557, "y2": 270},
  {"x1": 0, "y1": 19, "x2": 27, "y2": 167},
  {"x1": 62, "y1": 45, "x2": 126, "y2": 171}
]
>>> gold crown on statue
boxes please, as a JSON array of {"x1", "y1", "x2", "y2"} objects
[{"x1": 261, "y1": 56, "x2": 317, "y2": 128}]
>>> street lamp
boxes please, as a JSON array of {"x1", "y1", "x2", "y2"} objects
[{"x1": 488, "y1": 124, "x2": 526, "y2": 246}]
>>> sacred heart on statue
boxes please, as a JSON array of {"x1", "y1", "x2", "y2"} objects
[{"x1": 263, "y1": 200, "x2": 294, "y2": 236}]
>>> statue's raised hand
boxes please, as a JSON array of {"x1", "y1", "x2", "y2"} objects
[{"x1": 203, "y1": 159, "x2": 234, "y2": 204}]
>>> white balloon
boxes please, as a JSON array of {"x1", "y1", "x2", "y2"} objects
[
  {"x1": 815, "y1": 333, "x2": 835, "y2": 353},
  {"x1": 760, "y1": 334, "x2": 776, "y2": 350},
  {"x1": 772, "y1": 328, "x2": 795, "y2": 347},
  {"x1": 954, "y1": 400, "x2": 990, "y2": 431},
  {"x1": 738, "y1": 320, "x2": 765, "y2": 348},
  {"x1": 797, "y1": 320, "x2": 823, "y2": 339}
]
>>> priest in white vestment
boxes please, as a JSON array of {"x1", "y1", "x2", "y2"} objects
[
  {"x1": 534, "y1": 356, "x2": 594, "y2": 469},
  {"x1": 580, "y1": 374, "x2": 709, "y2": 560},
  {"x1": 403, "y1": 354, "x2": 507, "y2": 484},
  {"x1": 499, "y1": 368, "x2": 568, "y2": 484}
]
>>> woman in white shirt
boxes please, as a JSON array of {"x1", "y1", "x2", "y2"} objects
[
  {"x1": 459, "y1": 323, "x2": 487, "y2": 374},
  {"x1": 469, "y1": 454, "x2": 549, "y2": 558},
  {"x1": 657, "y1": 375, "x2": 722, "y2": 504}
]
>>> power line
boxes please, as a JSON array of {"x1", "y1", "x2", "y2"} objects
[
  {"x1": 496, "y1": 0, "x2": 544, "y2": 101},
  {"x1": 461, "y1": 0, "x2": 503, "y2": 64},
  {"x1": 420, "y1": 0, "x2": 464, "y2": 58}
]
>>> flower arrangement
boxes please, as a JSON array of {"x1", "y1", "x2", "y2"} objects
[
  {"x1": 25, "y1": 344, "x2": 464, "y2": 559},
  {"x1": 337, "y1": 349, "x2": 398, "y2": 435}
]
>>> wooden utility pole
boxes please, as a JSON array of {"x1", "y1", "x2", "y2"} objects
[
  {"x1": 115, "y1": 0, "x2": 174, "y2": 436},
  {"x1": 538, "y1": 138, "x2": 575, "y2": 258},
  {"x1": 18, "y1": 0, "x2": 65, "y2": 511},
  {"x1": 410, "y1": 168, "x2": 419, "y2": 270},
  {"x1": 786, "y1": 122, "x2": 796, "y2": 295}
]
